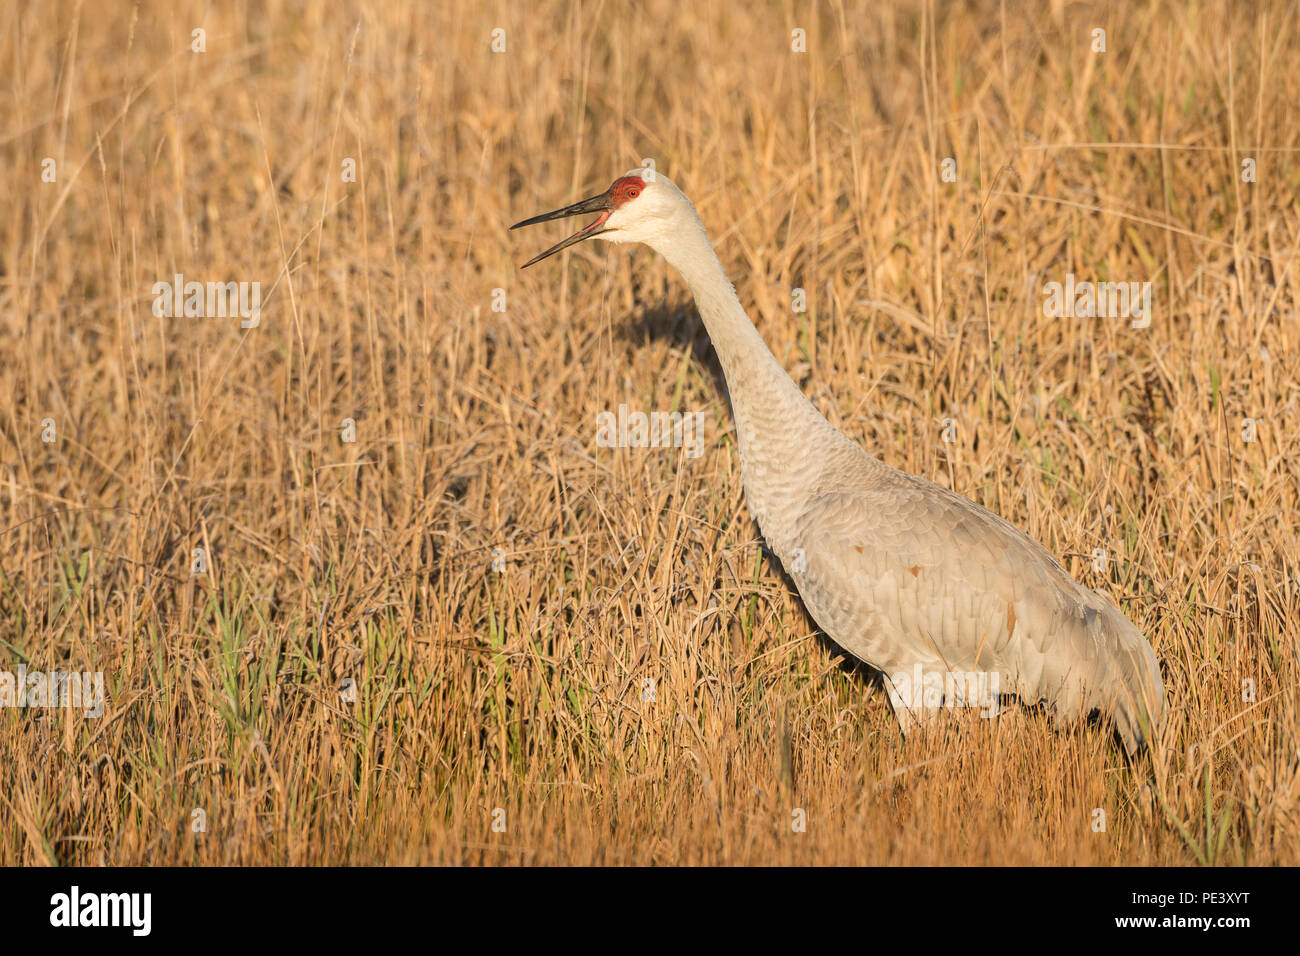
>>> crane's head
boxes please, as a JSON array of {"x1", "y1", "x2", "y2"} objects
[{"x1": 511, "y1": 169, "x2": 693, "y2": 268}]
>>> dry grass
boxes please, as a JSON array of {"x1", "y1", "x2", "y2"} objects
[{"x1": 1, "y1": 0, "x2": 1298, "y2": 866}]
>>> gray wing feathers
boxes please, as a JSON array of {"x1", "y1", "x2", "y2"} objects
[{"x1": 789, "y1": 473, "x2": 1165, "y2": 750}]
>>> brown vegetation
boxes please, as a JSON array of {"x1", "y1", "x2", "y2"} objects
[{"x1": 0, "y1": 0, "x2": 1297, "y2": 864}]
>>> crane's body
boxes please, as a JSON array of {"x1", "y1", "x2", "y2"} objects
[{"x1": 513, "y1": 170, "x2": 1166, "y2": 751}]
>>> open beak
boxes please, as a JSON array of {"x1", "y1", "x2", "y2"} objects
[{"x1": 510, "y1": 189, "x2": 613, "y2": 268}]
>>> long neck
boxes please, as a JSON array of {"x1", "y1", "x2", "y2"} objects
[{"x1": 654, "y1": 220, "x2": 861, "y2": 549}]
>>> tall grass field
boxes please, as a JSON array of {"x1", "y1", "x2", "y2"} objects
[{"x1": 0, "y1": 0, "x2": 1297, "y2": 866}]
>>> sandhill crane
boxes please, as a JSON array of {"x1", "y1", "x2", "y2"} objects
[{"x1": 512, "y1": 170, "x2": 1166, "y2": 752}]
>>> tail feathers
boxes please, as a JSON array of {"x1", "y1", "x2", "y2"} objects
[
  {"x1": 1036, "y1": 600, "x2": 1166, "y2": 753},
  {"x1": 1106, "y1": 621, "x2": 1166, "y2": 753}
]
